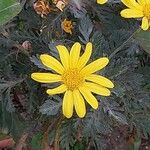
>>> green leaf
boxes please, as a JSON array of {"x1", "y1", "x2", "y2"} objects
[
  {"x1": 134, "y1": 29, "x2": 150, "y2": 54},
  {"x1": 74, "y1": 143, "x2": 85, "y2": 150},
  {"x1": 79, "y1": 15, "x2": 93, "y2": 44},
  {"x1": 0, "y1": 0, "x2": 22, "y2": 26},
  {"x1": 31, "y1": 133, "x2": 42, "y2": 150},
  {"x1": 39, "y1": 97, "x2": 61, "y2": 116}
]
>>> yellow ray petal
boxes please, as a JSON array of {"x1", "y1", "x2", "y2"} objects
[
  {"x1": 79, "y1": 86, "x2": 98, "y2": 109},
  {"x1": 46, "y1": 84, "x2": 67, "y2": 95},
  {"x1": 73, "y1": 90, "x2": 86, "y2": 118},
  {"x1": 31, "y1": 73, "x2": 62, "y2": 83},
  {"x1": 121, "y1": 0, "x2": 142, "y2": 10},
  {"x1": 62, "y1": 90, "x2": 74, "y2": 118},
  {"x1": 137, "y1": 0, "x2": 145, "y2": 5},
  {"x1": 56, "y1": 45, "x2": 69, "y2": 69},
  {"x1": 85, "y1": 74, "x2": 114, "y2": 88},
  {"x1": 120, "y1": 9, "x2": 144, "y2": 18},
  {"x1": 70, "y1": 42, "x2": 81, "y2": 68},
  {"x1": 97, "y1": 0, "x2": 107, "y2": 5},
  {"x1": 80, "y1": 57, "x2": 109, "y2": 76},
  {"x1": 40, "y1": 54, "x2": 64, "y2": 74},
  {"x1": 83, "y1": 82, "x2": 111, "y2": 96},
  {"x1": 141, "y1": 17, "x2": 149, "y2": 31},
  {"x1": 77, "y1": 42, "x2": 92, "y2": 70},
  {"x1": 145, "y1": 0, "x2": 150, "y2": 4}
]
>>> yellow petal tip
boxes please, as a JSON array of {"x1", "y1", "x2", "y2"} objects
[
  {"x1": 111, "y1": 83, "x2": 115, "y2": 88},
  {"x1": 74, "y1": 42, "x2": 81, "y2": 47},
  {"x1": 87, "y1": 42, "x2": 92, "y2": 45},
  {"x1": 93, "y1": 104, "x2": 98, "y2": 109},
  {"x1": 78, "y1": 115, "x2": 85, "y2": 118},
  {"x1": 78, "y1": 111, "x2": 86, "y2": 118},
  {"x1": 110, "y1": 82, "x2": 114, "y2": 88},
  {"x1": 103, "y1": 57, "x2": 109, "y2": 65},
  {"x1": 31, "y1": 73, "x2": 37, "y2": 80},
  {"x1": 97, "y1": 0, "x2": 107, "y2": 5},
  {"x1": 56, "y1": 45, "x2": 62, "y2": 49},
  {"x1": 92, "y1": 100, "x2": 99, "y2": 109},
  {"x1": 65, "y1": 115, "x2": 72, "y2": 119},
  {"x1": 46, "y1": 90, "x2": 52, "y2": 95},
  {"x1": 40, "y1": 54, "x2": 47, "y2": 60},
  {"x1": 31, "y1": 73, "x2": 34, "y2": 79},
  {"x1": 41, "y1": 53, "x2": 51, "y2": 58}
]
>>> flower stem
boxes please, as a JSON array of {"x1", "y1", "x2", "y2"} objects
[{"x1": 109, "y1": 28, "x2": 141, "y2": 59}]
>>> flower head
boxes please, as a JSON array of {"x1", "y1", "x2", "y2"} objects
[
  {"x1": 31, "y1": 42, "x2": 114, "y2": 118},
  {"x1": 97, "y1": 0, "x2": 108, "y2": 5},
  {"x1": 121, "y1": 0, "x2": 150, "y2": 30},
  {"x1": 61, "y1": 19, "x2": 73, "y2": 34}
]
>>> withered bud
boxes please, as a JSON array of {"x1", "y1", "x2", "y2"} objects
[
  {"x1": 33, "y1": 0, "x2": 50, "y2": 17},
  {"x1": 22, "y1": 41, "x2": 32, "y2": 51}
]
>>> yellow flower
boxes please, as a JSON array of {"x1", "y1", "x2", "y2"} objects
[
  {"x1": 120, "y1": 0, "x2": 150, "y2": 31},
  {"x1": 61, "y1": 19, "x2": 73, "y2": 34},
  {"x1": 31, "y1": 42, "x2": 114, "y2": 118},
  {"x1": 97, "y1": 0, "x2": 108, "y2": 5}
]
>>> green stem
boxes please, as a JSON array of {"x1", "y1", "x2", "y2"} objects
[{"x1": 109, "y1": 28, "x2": 141, "y2": 59}]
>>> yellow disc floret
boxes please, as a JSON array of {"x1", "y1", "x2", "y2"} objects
[
  {"x1": 62, "y1": 68, "x2": 84, "y2": 90},
  {"x1": 143, "y1": 4, "x2": 150, "y2": 20}
]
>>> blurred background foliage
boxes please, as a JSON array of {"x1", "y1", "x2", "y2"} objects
[{"x1": 0, "y1": 0, "x2": 150, "y2": 149}]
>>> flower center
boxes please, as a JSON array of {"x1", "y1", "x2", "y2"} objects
[
  {"x1": 143, "y1": 4, "x2": 150, "y2": 20},
  {"x1": 62, "y1": 68, "x2": 84, "y2": 90}
]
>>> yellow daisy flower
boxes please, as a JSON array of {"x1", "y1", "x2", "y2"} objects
[
  {"x1": 31, "y1": 42, "x2": 114, "y2": 118},
  {"x1": 97, "y1": 0, "x2": 108, "y2": 5},
  {"x1": 120, "y1": 0, "x2": 150, "y2": 31}
]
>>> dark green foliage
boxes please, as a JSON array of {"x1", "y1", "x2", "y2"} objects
[
  {"x1": 60, "y1": 121, "x2": 76, "y2": 150},
  {"x1": 40, "y1": 96, "x2": 61, "y2": 116},
  {"x1": 0, "y1": 0, "x2": 150, "y2": 149},
  {"x1": 79, "y1": 15, "x2": 93, "y2": 44},
  {"x1": 30, "y1": 132, "x2": 43, "y2": 150},
  {"x1": 135, "y1": 29, "x2": 150, "y2": 54}
]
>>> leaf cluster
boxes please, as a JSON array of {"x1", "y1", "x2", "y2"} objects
[{"x1": 0, "y1": 0, "x2": 149, "y2": 149}]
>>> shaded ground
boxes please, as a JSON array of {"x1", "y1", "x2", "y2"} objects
[
  {"x1": 1, "y1": 125, "x2": 150, "y2": 150},
  {"x1": 104, "y1": 126, "x2": 150, "y2": 150}
]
